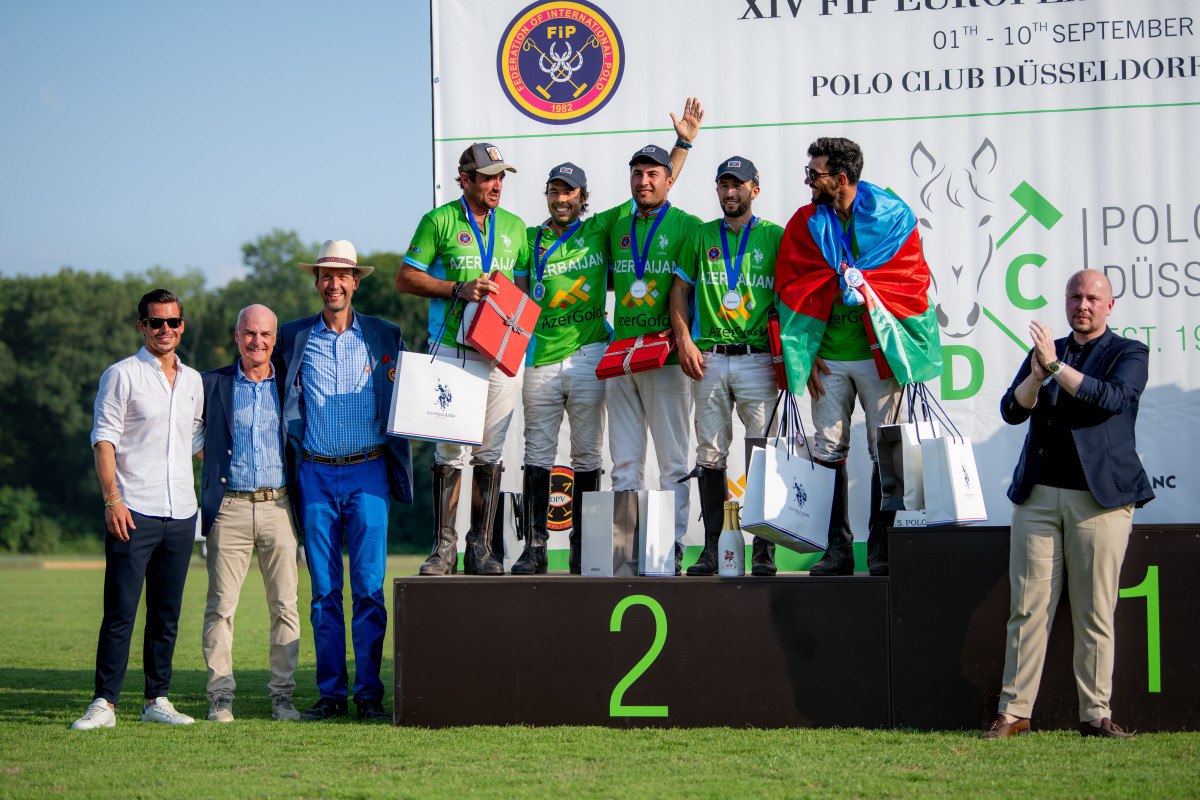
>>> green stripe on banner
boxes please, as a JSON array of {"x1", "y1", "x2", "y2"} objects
[
  {"x1": 866, "y1": 302, "x2": 943, "y2": 386},
  {"x1": 982, "y1": 305, "x2": 1032, "y2": 352},
  {"x1": 435, "y1": 101, "x2": 1200, "y2": 143},
  {"x1": 776, "y1": 305, "x2": 828, "y2": 394}
]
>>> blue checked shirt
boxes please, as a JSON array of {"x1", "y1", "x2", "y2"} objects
[
  {"x1": 300, "y1": 314, "x2": 386, "y2": 457},
  {"x1": 228, "y1": 363, "x2": 286, "y2": 491}
]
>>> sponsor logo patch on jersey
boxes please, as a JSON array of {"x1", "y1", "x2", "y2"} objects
[
  {"x1": 496, "y1": 1, "x2": 625, "y2": 126},
  {"x1": 619, "y1": 234, "x2": 631, "y2": 250},
  {"x1": 707, "y1": 246, "x2": 722, "y2": 261},
  {"x1": 458, "y1": 231, "x2": 473, "y2": 246}
]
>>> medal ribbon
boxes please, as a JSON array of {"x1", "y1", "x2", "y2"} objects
[
  {"x1": 534, "y1": 220, "x2": 581, "y2": 288},
  {"x1": 719, "y1": 215, "x2": 756, "y2": 296},
  {"x1": 460, "y1": 196, "x2": 496, "y2": 275},
  {"x1": 629, "y1": 202, "x2": 671, "y2": 282}
]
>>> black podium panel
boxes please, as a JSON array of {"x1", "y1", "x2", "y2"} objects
[
  {"x1": 394, "y1": 577, "x2": 891, "y2": 728},
  {"x1": 890, "y1": 525, "x2": 1200, "y2": 732}
]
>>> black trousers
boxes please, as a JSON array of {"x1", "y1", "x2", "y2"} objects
[{"x1": 94, "y1": 510, "x2": 195, "y2": 705}]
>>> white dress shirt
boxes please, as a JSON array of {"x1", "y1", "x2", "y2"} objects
[{"x1": 90, "y1": 347, "x2": 205, "y2": 519}]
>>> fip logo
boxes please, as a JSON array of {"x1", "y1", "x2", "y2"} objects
[{"x1": 496, "y1": 1, "x2": 624, "y2": 125}]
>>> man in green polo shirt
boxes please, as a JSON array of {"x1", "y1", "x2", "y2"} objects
[
  {"x1": 396, "y1": 142, "x2": 531, "y2": 577},
  {"x1": 671, "y1": 156, "x2": 783, "y2": 576},
  {"x1": 603, "y1": 144, "x2": 703, "y2": 574}
]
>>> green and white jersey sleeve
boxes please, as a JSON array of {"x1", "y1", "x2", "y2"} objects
[
  {"x1": 602, "y1": 200, "x2": 701, "y2": 346},
  {"x1": 524, "y1": 214, "x2": 612, "y2": 368},
  {"x1": 675, "y1": 217, "x2": 782, "y2": 351},
  {"x1": 403, "y1": 198, "x2": 530, "y2": 349}
]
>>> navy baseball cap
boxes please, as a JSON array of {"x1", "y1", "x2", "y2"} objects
[
  {"x1": 629, "y1": 144, "x2": 673, "y2": 173},
  {"x1": 716, "y1": 156, "x2": 759, "y2": 185},
  {"x1": 547, "y1": 162, "x2": 587, "y2": 190}
]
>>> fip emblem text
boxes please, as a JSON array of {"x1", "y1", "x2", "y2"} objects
[{"x1": 496, "y1": 1, "x2": 624, "y2": 125}]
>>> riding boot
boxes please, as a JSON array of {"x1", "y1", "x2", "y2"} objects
[
  {"x1": 569, "y1": 469, "x2": 602, "y2": 575},
  {"x1": 511, "y1": 465, "x2": 552, "y2": 575},
  {"x1": 867, "y1": 461, "x2": 896, "y2": 576},
  {"x1": 751, "y1": 537, "x2": 777, "y2": 576},
  {"x1": 686, "y1": 466, "x2": 727, "y2": 576},
  {"x1": 464, "y1": 462, "x2": 505, "y2": 575},
  {"x1": 418, "y1": 464, "x2": 461, "y2": 576},
  {"x1": 808, "y1": 460, "x2": 855, "y2": 576}
]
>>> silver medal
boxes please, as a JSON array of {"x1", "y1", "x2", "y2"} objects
[
  {"x1": 532, "y1": 281, "x2": 546, "y2": 301},
  {"x1": 843, "y1": 267, "x2": 865, "y2": 288},
  {"x1": 722, "y1": 290, "x2": 741, "y2": 310},
  {"x1": 630, "y1": 279, "x2": 649, "y2": 299}
]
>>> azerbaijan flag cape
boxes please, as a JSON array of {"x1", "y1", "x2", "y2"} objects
[{"x1": 775, "y1": 181, "x2": 942, "y2": 392}]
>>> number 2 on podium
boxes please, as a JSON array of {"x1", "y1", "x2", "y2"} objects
[{"x1": 609, "y1": 594, "x2": 668, "y2": 717}]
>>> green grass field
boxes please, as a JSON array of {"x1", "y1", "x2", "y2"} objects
[{"x1": 0, "y1": 555, "x2": 1196, "y2": 799}]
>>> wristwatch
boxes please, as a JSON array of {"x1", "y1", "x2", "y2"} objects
[{"x1": 1045, "y1": 359, "x2": 1063, "y2": 375}]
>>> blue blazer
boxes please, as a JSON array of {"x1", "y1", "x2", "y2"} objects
[
  {"x1": 272, "y1": 312, "x2": 414, "y2": 531},
  {"x1": 1000, "y1": 328, "x2": 1154, "y2": 509},
  {"x1": 198, "y1": 362, "x2": 292, "y2": 537}
]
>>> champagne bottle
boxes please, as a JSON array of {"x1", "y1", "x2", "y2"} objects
[{"x1": 718, "y1": 501, "x2": 746, "y2": 577}]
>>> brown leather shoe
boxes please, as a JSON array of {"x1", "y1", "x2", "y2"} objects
[
  {"x1": 1080, "y1": 718, "x2": 1133, "y2": 739},
  {"x1": 982, "y1": 715, "x2": 1030, "y2": 739}
]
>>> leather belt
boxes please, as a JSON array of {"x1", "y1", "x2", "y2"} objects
[
  {"x1": 227, "y1": 487, "x2": 288, "y2": 503},
  {"x1": 708, "y1": 344, "x2": 769, "y2": 356},
  {"x1": 302, "y1": 446, "x2": 386, "y2": 466}
]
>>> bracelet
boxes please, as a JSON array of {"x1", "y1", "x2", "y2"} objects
[
  {"x1": 450, "y1": 280, "x2": 464, "y2": 300},
  {"x1": 673, "y1": 138, "x2": 692, "y2": 150},
  {"x1": 104, "y1": 497, "x2": 122, "y2": 508},
  {"x1": 103, "y1": 491, "x2": 120, "y2": 501}
]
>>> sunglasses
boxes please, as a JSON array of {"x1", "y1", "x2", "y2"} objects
[
  {"x1": 141, "y1": 317, "x2": 184, "y2": 330},
  {"x1": 804, "y1": 166, "x2": 838, "y2": 181}
]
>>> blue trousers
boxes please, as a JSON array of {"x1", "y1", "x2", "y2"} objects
[
  {"x1": 297, "y1": 458, "x2": 390, "y2": 703},
  {"x1": 95, "y1": 510, "x2": 196, "y2": 705}
]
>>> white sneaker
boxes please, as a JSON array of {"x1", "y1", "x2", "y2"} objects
[
  {"x1": 208, "y1": 696, "x2": 234, "y2": 723},
  {"x1": 70, "y1": 698, "x2": 115, "y2": 730},
  {"x1": 141, "y1": 697, "x2": 195, "y2": 725}
]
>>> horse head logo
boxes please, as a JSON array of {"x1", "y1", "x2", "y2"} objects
[
  {"x1": 435, "y1": 380, "x2": 453, "y2": 411},
  {"x1": 910, "y1": 138, "x2": 997, "y2": 338}
]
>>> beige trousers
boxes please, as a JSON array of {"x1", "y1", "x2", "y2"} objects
[
  {"x1": 999, "y1": 484, "x2": 1133, "y2": 722},
  {"x1": 202, "y1": 494, "x2": 300, "y2": 701},
  {"x1": 693, "y1": 352, "x2": 778, "y2": 469},
  {"x1": 809, "y1": 358, "x2": 900, "y2": 463}
]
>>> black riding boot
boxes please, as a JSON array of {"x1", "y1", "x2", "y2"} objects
[
  {"x1": 464, "y1": 462, "x2": 505, "y2": 575},
  {"x1": 808, "y1": 460, "x2": 855, "y2": 576},
  {"x1": 751, "y1": 537, "x2": 777, "y2": 576},
  {"x1": 419, "y1": 464, "x2": 461, "y2": 576},
  {"x1": 686, "y1": 466, "x2": 727, "y2": 576},
  {"x1": 511, "y1": 465, "x2": 552, "y2": 575},
  {"x1": 867, "y1": 462, "x2": 896, "y2": 576},
  {"x1": 570, "y1": 469, "x2": 602, "y2": 575}
]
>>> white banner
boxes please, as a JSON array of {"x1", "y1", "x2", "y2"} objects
[{"x1": 431, "y1": 0, "x2": 1200, "y2": 530}]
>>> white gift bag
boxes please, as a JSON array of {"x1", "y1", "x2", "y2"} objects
[
  {"x1": 741, "y1": 442, "x2": 834, "y2": 554},
  {"x1": 921, "y1": 435, "x2": 987, "y2": 525},
  {"x1": 878, "y1": 420, "x2": 940, "y2": 511},
  {"x1": 386, "y1": 349, "x2": 489, "y2": 446},
  {"x1": 580, "y1": 490, "x2": 675, "y2": 577}
]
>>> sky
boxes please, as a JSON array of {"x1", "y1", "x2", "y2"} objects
[{"x1": 0, "y1": 1, "x2": 434, "y2": 286}]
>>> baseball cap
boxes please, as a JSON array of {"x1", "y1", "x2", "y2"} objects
[
  {"x1": 459, "y1": 142, "x2": 517, "y2": 176},
  {"x1": 716, "y1": 156, "x2": 759, "y2": 185},
  {"x1": 547, "y1": 162, "x2": 587, "y2": 190},
  {"x1": 628, "y1": 144, "x2": 673, "y2": 173}
]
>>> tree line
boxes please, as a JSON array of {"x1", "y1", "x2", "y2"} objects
[{"x1": 0, "y1": 230, "x2": 438, "y2": 553}]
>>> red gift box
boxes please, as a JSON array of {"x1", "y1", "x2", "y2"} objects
[
  {"x1": 766, "y1": 312, "x2": 787, "y2": 391},
  {"x1": 595, "y1": 330, "x2": 676, "y2": 380},
  {"x1": 464, "y1": 272, "x2": 541, "y2": 377}
]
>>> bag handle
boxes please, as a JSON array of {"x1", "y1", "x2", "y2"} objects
[
  {"x1": 913, "y1": 382, "x2": 964, "y2": 442},
  {"x1": 428, "y1": 292, "x2": 469, "y2": 366}
]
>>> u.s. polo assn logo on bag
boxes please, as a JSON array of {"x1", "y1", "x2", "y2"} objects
[
  {"x1": 793, "y1": 479, "x2": 807, "y2": 509},
  {"x1": 435, "y1": 380, "x2": 453, "y2": 411}
]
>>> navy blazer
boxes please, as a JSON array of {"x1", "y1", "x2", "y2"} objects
[
  {"x1": 198, "y1": 362, "x2": 291, "y2": 537},
  {"x1": 272, "y1": 312, "x2": 414, "y2": 531},
  {"x1": 1000, "y1": 328, "x2": 1154, "y2": 509}
]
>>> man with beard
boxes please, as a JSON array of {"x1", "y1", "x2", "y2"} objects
[
  {"x1": 776, "y1": 137, "x2": 942, "y2": 577},
  {"x1": 670, "y1": 157, "x2": 783, "y2": 576},
  {"x1": 72, "y1": 289, "x2": 204, "y2": 730},
  {"x1": 983, "y1": 269, "x2": 1153, "y2": 740},
  {"x1": 397, "y1": 143, "x2": 531, "y2": 577},
  {"x1": 601, "y1": 137, "x2": 704, "y2": 574},
  {"x1": 275, "y1": 240, "x2": 413, "y2": 722}
]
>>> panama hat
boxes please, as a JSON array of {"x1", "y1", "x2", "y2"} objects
[{"x1": 298, "y1": 239, "x2": 374, "y2": 277}]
